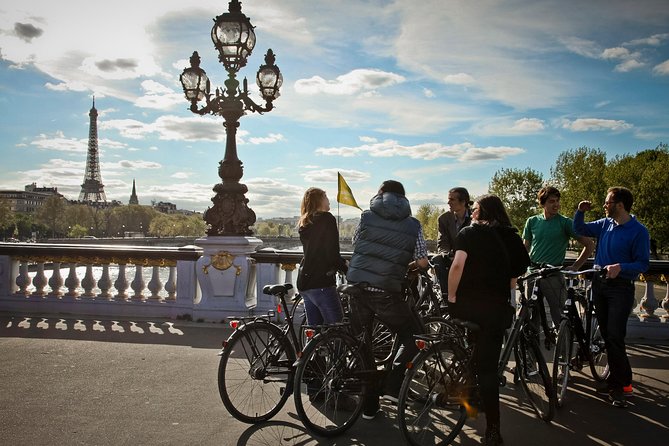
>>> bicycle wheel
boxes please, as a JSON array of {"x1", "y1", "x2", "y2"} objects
[
  {"x1": 514, "y1": 331, "x2": 555, "y2": 421},
  {"x1": 289, "y1": 294, "x2": 308, "y2": 350},
  {"x1": 293, "y1": 330, "x2": 366, "y2": 437},
  {"x1": 371, "y1": 317, "x2": 395, "y2": 366},
  {"x1": 218, "y1": 322, "x2": 294, "y2": 423},
  {"x1": 589, "y1": 314, "x2": 610, "y2": 381},
  {"x1": 398, "y1": 341, "x2": 468, "y2": 446},
  {"x1": 552, "y1": 319, "x2": 573, "y2": 408}
]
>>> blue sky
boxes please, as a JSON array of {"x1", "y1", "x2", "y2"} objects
[{"x1": 1, "y1": 0, "x2": 668, "y2": 219}]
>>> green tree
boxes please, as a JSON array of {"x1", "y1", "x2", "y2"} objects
[
  {"x1": 550, "y1": 147, "x2": 608, "y2": 220},
  {"x1": 69, "y1": 224, "x2": 89, "y2": 238},
  {"x1": 415, "y1": 204, "x2": 443, "y2": 241},
  {"x1": 64, "y1": 204, "x2": 95, "y2": 236},
  {"x1": 606, "y1": 144, "x2": 669, "y2": 250},
  {"x1": 489, "y1": 167, "x2": 544, "y2": 231},
  {"x1": 35, "y1": 196, "x2": 68, "y2": 237},
  {"x1": 0, "y1": 199, "x2": 14, "y2": 239}
]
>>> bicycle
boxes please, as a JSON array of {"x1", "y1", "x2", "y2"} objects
[
  {"x1": 292, "y1": 282, "x2": 455, "y2": 437},
  {"x1": 552, "y1": 268, "x2": 610, "y2": 407},
  {"x1": 217, "y1": 283, "x2": 305, "y2": 423},
  {"x1": 397, "y1": 266, "x2": 559, "y2": 446}
]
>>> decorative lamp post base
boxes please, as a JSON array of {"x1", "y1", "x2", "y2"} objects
[{"x1": 194, "y1": 236, "x2": 262, "y2": 316}]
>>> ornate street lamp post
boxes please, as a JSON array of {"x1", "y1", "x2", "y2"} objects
[{"x1": 179, "y1": 0, "x2": 282, "y2": 236}]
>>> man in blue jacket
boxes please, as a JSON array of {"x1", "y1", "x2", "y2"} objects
[
  {"x1": 573, "y1": 186, "x2": 650, "y2": 408},
  {"x1": 347, "y1": 180, "x2": 428, "y2": 420}
]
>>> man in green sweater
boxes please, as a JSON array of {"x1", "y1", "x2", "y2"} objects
[{"x1": 522, "y1": 186, "x2": 594, "y2": 325}]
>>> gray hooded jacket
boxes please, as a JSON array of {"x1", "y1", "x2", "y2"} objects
[{"x1": 346, "y1": 192, "x2": 420, "y2": 292}]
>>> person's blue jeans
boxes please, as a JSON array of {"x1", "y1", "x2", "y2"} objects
[
  {"x1": 592, "y1": 279, "x2": 636, "y2": 390},
  {"x1": 300, "y1": 287, "x2": 344, "y2": 325}
]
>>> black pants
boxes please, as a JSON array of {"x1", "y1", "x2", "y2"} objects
[
  {"x1": 431, "y1": 254, "x2": 451, "y2": 291},
  {"x1": 451, "y1": 302, "x2": 506, "y2": 427},
  {"x1": 350, "y1": 291, "x2": 423, "y2": 402},
  {"x1": 592, "y1": 279, "x2": 635, "y2": 389}
]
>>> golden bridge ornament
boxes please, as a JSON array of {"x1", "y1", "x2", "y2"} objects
[{"x1": 202, "y1": 251, "x2": 242, "y2": 276}]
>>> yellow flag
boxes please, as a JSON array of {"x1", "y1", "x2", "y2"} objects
[{"x1": 337, "y1": 172, "x2": 362, "y2": 210}]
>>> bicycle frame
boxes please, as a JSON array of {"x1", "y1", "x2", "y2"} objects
[
  {"x1": 560, "y1": 269, "x2": 604, "y2": 370},
  {"x1": 497, "y1": 269, "x2": 554, "y2": 380}
]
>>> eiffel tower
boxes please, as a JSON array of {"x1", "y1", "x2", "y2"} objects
[{"x1": 79, "y1": 98, "x2": 107, "y2": 202}]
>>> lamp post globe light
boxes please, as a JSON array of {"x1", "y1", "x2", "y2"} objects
[{"x1": 179, "y1": 0, "x2": 282, "y2": 236}]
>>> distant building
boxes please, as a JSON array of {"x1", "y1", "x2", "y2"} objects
[
  {"x1": 129, "y1": 179, "x2": 139, "y2": 205},
  {"x1": 153, "y1": 201, "x2": 177, "y2": 214},
  {"x1": 0, "y1": 183, "x2": 63, "y2": 213}
]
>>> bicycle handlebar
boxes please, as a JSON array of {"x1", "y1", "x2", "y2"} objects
[
  {"x1": 561, "y1": 268, "x2": 607, "y2": 279},
  {"x1": 518, "y1": 265, "x2": 563, "y2": 284}
]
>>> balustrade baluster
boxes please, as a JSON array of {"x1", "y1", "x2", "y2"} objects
[
  {"x1": 48, "y1": 262, "x2": 64, "y2": 297},
  {"x1": 661, "y1": 274, "x2": 669, "y2": 320},
  {"x1": 114, "y1": 264, "x2": 129, "y2": 300},
  {"x1": 15, "y1": 261, "x2": 31, "y2": 296},
  {"x1": 281, "y1": 263, "x2": 296, "y2": 298},
  {"x1": 31, "y1": 262, "x2": 48, "y2": 297},
  {"x1": 81, "y1": 264, "x2": 96, "y2": 298},
  {"x1": 164, "y1": 266, "x2": 177, "y2": 301},
  {"x1": 131, "y1": 265, "x2": 145, "y2": 301},
  {"x1": 639, "y1": 276, "x2": 659, "y2": 318},
  {"x1": 64, "y1": 263, "x2": 80, "y2": 298},
  {"x1": 98, "y1": 264, "x2": 112, "y2": 300},
  {"x1": 147, "y1": 266, "x2": 163, "y2": 300}
]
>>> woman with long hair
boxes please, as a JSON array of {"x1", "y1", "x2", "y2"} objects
[
  {"x1": 447, "y1": 194, "x2": 530, "y2": 446},
  {"x1": 297, "y1": 187, "x2": 347, "y2": 325}
]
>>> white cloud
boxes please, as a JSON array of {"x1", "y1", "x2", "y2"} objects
[
  {"x1": 471, "y1": 118, "x2": 545, "y2": 136},
  {"x1": 601, "y1": 47, "x2": 631, "y2": 60},
  {"x1": 101, "y1": 115, "x2": 226, "y2": 141},
  {"x1": 624, "y1": 33, "x2": 669, "y2": 46},
  {"x1": 316, "y1": 139, "x2": 524, "y2": 162},
  {"x1": 653, "y1": 60, "x2": 669, "y2": 75},
  {"x1": 443, "y1": 73, "x2": 476, "y2": 85},
  {"x1": 560, "y1": 37, "x2": 601, "y2": 58},
  {"x1": 614, "y1": 59, "x2": 645, "y2": 72},
  {"x1": 423, "y1": 88, "x2": 435, "y2": 98},
  {"x1": 294, "y1": 69, "x2": 405, "y2": 95},
  {"x1": 562, "y1": 118, "x2": 633, "y2": 132},
  {"x1": 27, "y1": 131, "x2": 128, "y2": 152},
  {"x1": 512, "y1": 118, "x2": 545, "y2": 132},
  {"x1": 303, "y1": 168, "x2": 370, "y2": 184},
  {"x1": 171, "y1": 172, "x2": 191, "y2": 179},
  {"x1": 116, "y1": 160, "x2": 162, "y2": 170},
  {"x1": 248, "y1": 133, "x2": 285, "y2": 144}
]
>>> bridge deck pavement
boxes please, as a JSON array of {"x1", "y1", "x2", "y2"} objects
[{"x1": 1, "y1": 313, "x2": 668, "y2": 446}]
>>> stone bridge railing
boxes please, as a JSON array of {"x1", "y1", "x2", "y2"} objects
[
  {"x1": 0, "y1": 242, "x2": 667, "y2": 339},
  {"x1": 0, "y1": 242, "x2": 306, "y2": 322}
]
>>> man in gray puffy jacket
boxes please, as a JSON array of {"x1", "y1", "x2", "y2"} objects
[{"x1": 346, "y1": 180, "x2": 429, "y2": 420}]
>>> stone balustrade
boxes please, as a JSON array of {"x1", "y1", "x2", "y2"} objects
[{"x1": 1, "y1": 241, "x2": 668, "y2": 339}]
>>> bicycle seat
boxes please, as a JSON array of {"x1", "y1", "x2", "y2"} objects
[{"x1": 262, "y1": 283, "x2": 293, "y2": 296}]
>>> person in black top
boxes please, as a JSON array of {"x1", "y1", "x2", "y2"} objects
[
  {"x1": 297, "y1": 187, "x2": 347, "y2": 325},
  {"x1": 448, "y1": 194, "x2": 530, "y2": 446}
]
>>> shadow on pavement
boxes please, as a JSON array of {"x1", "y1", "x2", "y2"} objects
[{"x1": 0, "y1": 313, "x2": 232, "y2": 349}]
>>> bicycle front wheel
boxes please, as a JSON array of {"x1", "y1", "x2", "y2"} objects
[
  {"x1": 218, "y1": 322, "x2": 294, "y2": 423},
  {"x1": 293, "y1": 330, "x2": 366, "y2": 437},
  {"x1": 515, "y1": 332, "x2": 555, "y2": 422},
  {"x1": 552, "y1": 319, "x2": 573, "y2": 408},
  {"x1": 589, "y1": 314, "x2": 610, "y2": 381},
  {"x1": 398, "y1": 342, "x2": 467, "y2": 446}
]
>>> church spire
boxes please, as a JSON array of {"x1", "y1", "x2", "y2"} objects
[{"x1": 129, "y1": 179, "x2": 139, "y2": 205}]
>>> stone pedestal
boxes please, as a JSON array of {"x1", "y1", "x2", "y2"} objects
[{"x1": 194, "y1": 236, "x2": 262, "y2": 319}]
